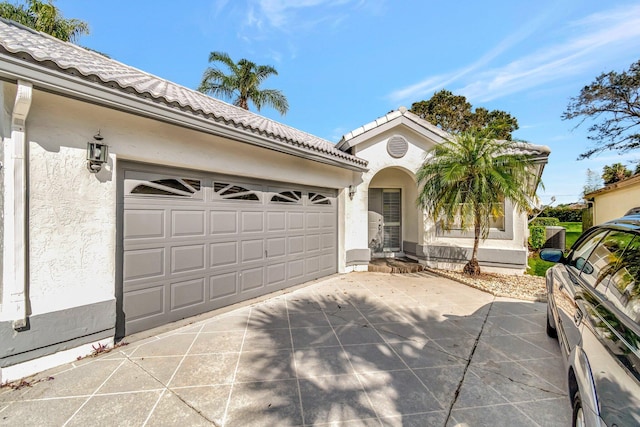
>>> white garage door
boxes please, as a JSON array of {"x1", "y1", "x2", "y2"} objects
[{"x1": 121, "y1": 166, "x2": 337, "y2": 335}]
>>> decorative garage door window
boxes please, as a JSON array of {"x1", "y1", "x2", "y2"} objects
[
  {"x1": 271, "y1": 191, "x2": 302, "y2": 204},
  {"x1": 129, "y1": 177, "x2": 202, "y2": 198},
  {"x1": 309, "y1": 192, "x2": 331, "y2": 205},
  {"x1": 213, "y1": 182, "x2": 260, "y2": 201}
]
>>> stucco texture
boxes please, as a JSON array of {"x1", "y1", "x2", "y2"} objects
[{"x1": 591, "y1": 180, "x2": 640, "y2": 225}]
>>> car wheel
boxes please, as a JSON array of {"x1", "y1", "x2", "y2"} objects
[
  {"x1": 546, "y1": 305, "x2": 557, "y2": 338},
  {"x1": 572, "y1": 392, "x2": 586, "y2": 427}
]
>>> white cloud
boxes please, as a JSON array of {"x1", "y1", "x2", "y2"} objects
[
  {"x1": 388, "y1": 4, "x2": 640, "y2": 104},
  {"x1": 212, "y1": 0, "x2": 231, "y2": 15},
  {"x1": 254, "y1": 0, "x2": 361, "y2": 27},
  {"x1": 388, "y1": 7, "x2": 552, "y2": 103}
]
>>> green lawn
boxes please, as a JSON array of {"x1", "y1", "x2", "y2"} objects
[
  {"x1": 527, "y1": 222, "x2": 583, "y2": 277},
  {"x1": 560, "y1": 222, "x2": 583, "y2": 249}
]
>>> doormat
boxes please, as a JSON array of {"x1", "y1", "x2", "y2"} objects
[{"x1": 368, "y1": 258, "x2": 424, "y2": 274}]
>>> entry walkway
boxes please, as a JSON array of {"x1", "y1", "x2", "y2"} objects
[{"x1": 0, "y1": 272, "x2": 570, "y2": 426}]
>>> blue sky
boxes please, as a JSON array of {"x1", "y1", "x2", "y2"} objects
[{"x1": 56, "y1": 0, "x2": 640, "y2": 205}]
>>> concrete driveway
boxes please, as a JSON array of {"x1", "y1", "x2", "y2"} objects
[{"x1": 0, "y1": 272, "x2": 570, "y2": 426}]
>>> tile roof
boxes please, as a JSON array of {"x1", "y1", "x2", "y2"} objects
[
  {"x1": 0, "y1": 19, "x2": 367, "y2": 169},
  {"x1": 584, "y1": 173, "x2": 640, "y2": 198},
  {"x1": 338, "y1": 107, "x2": 450, "y2": 147},
  {"x1": 339, "y1": 107, "x2": 550, "y2": 161}
]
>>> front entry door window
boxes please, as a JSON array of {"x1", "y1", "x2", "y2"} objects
[{"x1": 368, "y1": 188, "x2": 401, "y2": 253}]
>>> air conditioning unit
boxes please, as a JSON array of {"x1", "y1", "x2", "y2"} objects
[{"x1": 544, "y1": 226, "x2": 566, "y2": 250}]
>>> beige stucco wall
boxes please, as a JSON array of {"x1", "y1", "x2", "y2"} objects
[
  {"x1": 12, "y1": 88, "x2": 353, "y2": 317},
  {"x1": 591, "y1": 181, "x2": 640, "y2": 225}
]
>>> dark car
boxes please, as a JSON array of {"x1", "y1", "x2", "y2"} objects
[{"x1": 541, "y1": 215, "x2": 640, "y2": 427}]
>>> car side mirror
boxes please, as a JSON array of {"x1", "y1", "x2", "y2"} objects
[{"x1": 540, "y1": 248, "x2": 564, "y2": 263}]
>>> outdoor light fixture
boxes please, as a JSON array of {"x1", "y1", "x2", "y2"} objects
[
  {"x1": 349, "y1": 184, "x2": 356, "y2": 200},
  {"x1": 86, "y1": 131, "x2": 108, "y2": 173}
]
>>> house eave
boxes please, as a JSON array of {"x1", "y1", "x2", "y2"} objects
[
  {"x1": 337, "y1": 114, "x2": 447, "y2": 151},
  {"x1": 0, "y1": 52, "x2": 368, "y2": 172},
  {"x1": 584, "y1": 173, "x2": 640, "y2": 199}
]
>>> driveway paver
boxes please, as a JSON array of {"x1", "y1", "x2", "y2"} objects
[{"x1": 0, "y1": 272, "x2": 571, "y2": 426}]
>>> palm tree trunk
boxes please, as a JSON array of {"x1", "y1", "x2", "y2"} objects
[{"x1": 463, "y1": 209, "x2": 482, "y2": 275}]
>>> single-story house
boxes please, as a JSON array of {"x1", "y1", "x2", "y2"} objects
[
  {"x1": 584, "y1": 174, "x2": 640, "y2": 225},
  {"x1": 0, "y1": 19, "x2": 549, "y2": 382}
]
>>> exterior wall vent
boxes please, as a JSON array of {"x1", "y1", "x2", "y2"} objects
[{"x1": 387, "y1": 135, "x2": 408, "y2": 158}]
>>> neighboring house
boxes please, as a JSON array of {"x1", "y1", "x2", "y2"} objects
[
  {"x1": 0, "y1": 19, "x2": 549, "y2": 381},
  {"x1": 584, "y1": 174, "x2": 640, "y2": 225}
]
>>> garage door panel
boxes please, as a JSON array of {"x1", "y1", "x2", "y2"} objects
[
  {"x1": 320, "y1": 253, "x2": 335, "y2": 271},
  {"x1": 306, "y1": 234, "x2": 321, "y2": 252},
  {"x1": 123, "y1": 168, "x2": 337, "y2": 335},
  {"x1": 242, "y1": 239, "x2": 264, "y2": 262},
  {"x1": 124, "y1": 210, "x2": 165, "y2": 240},
  {"x1": 306, "y1": 212, "x2": 320, "y2": 229},
  {"x1": 322, "y1": 233, "x2": 335, "y2": 250},
  {"x1": 267, "y1": 263, "x2": 286, "y2": 286},
  {"x1": 241, "y1": 211, "x2": 264, "y2": 233},
  {"x1": 288, "y1": 212, "x2": 304, "y2": 230},
  {"x1": 210, "y1": 272, "x2": 238, "y2": 300},
  {"x1": 288, "y1": 259, "x2": 304, "y2": 280},
  {"x1": 172, "y1": 210, "x2": 205, "y2": 237},
  {"x1": 124, "y1": 248, "x2": 165, "y2": 281},
  {"x1": 211, "y1": 211, "x2": 238, "y2": 235},
  {"x1": 241, "y1": 267, "x2": 264, "y2": 291},
  {"x1": 124, "y1": 285, "x2": 165, "y2": 322},
  {"x1": 306, "y1": 257, "x2": 320, "y2": 276},
  {"x1": 321, "y1": 211, "x2": 335, "y2": 228},
  {"x1": 267, "y1": 237, "x2": 286, "y2": 258},
  {"x1": 267, "y1": 212, "x2": 286, "y2": 232},
  {"x1": 170, "y1": 278, "x2": 206, "y2": 311},
  {"x1": 289, "y1": 235, "x2": 305, "y2": 255},
  {"x1": 171, "y1": 244, "x2": 205, "y2": 274},
  {"x1": 211, "y1": 241, "x2": 238, "y2": 267}
]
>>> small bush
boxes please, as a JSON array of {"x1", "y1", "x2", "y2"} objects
[
  {"x1": 530, "y1": 217, "x2": 560, "y2": 227},
  {"x1": 529, "y1": 225, "x2": 546, "y2": 249},
  {"x1": 540, "y1": 207, "x2": 584, "y2": 222}
]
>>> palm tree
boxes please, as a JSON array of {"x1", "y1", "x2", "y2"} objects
[
  {"x1": 198, "y1": 51, "x2": 289, "y2": 115},
  {"x1": 602, "y1": 163, "x2": 631, "y2": 185},
  {"x1": 416, "y1": 130, "x2": 538, "y2": 275},
  {"x1": 0, "y1": 0, "x2": 89, "y2": 43}
]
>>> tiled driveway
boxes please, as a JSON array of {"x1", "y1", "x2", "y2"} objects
[{"x1": 0, "y1": 272, "x2": 571, "y2": 426}]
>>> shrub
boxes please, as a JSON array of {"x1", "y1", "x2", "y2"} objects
[
  {"x1": 530, "y1": 217, "x2": 560, "y2": 227},
  {"x1": 540, "y1": 207, "x2": 584, "y2": 222},
  {"x1": 528, "y1": 225, "x2": 546, "y2": 249}
]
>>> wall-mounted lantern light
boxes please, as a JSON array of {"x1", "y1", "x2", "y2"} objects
[
  {"x1": 87, "y1": 131, "x2": 108, "y2": 173},
  {"x1": 348, "y1": 184, "x2": 356, "y2": 200}
]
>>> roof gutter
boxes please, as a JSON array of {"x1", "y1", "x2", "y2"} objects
[{"x1": 0, "y1": 52, "x2": 368, "y2": 172}]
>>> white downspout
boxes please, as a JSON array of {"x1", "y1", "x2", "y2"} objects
[{"x1": 1, "y1": 80, "x2": 32, "y2": 329}]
